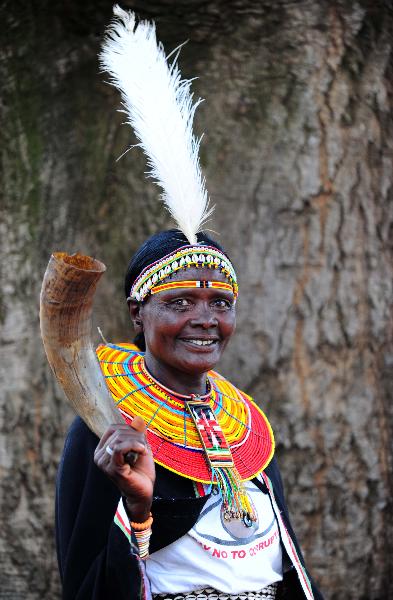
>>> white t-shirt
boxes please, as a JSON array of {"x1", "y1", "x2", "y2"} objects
[{"x1": 146, "y1": 480, "x2": 283, "y2": 594}]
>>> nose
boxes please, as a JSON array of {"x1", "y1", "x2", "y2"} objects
[{"x1": 189, "y1": 303, "x2": 218, "y2": 329}]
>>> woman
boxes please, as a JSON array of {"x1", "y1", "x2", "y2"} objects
[
  {"x1": 55, "y1": 8, "x2": 323, "y2": 600},
  {"x1": 56, "y1": 230, "x2": 323, "y2": 600}
]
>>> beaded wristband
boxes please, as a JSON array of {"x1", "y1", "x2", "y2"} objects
[
  {"x1": 134, "y1": 526, "x2": 152, "y2": 558},
  {"x1": 130, "y1": 512, "x2": 153, "y2": 558}
]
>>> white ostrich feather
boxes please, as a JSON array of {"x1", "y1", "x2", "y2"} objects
[{"x1": 100, "y1": 5, "x2": 213, "y2": 244}]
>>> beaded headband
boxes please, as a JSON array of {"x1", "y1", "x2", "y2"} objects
[
  {"x1": 151, "y1": 280, "x2": 234, "y2": 295},
  {"x1": 129, "y1": 245, "x2": 238, "y2": 302}
]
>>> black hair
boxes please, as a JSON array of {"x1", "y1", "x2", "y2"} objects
[{"x1": 124, "y1": 229, "x2": 229, "y2": 350}]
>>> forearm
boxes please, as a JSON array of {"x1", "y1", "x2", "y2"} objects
[{"x1": 57, "y1": 418, "x2": 149, "y2": 600}]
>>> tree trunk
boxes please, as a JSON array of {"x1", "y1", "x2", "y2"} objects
[{"x1": 0, "y1": 1, "x2": 392, "y2": 598}]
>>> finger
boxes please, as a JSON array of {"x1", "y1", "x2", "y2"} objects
[
  {"x1": 126, "y1": 417, "x2": 147, "y2": 465},
  {"x1": 94, "y1": 430, "x2": 125, "y2": 465},
  {"x1": 96, "y1": 431, "x2": 146, "y2": 465},
  {"x1": 95, "y1": 443, "x2": 140, "y2": 473},
  {"x1": 108, "y1": 438, "x2": 147, "y2": 455},
  {"x1": 95, "y1": 423, "x2": 136, "y2": 451},
  {"x1": 105, "y1": 437, "x2": 147, "y2": 469},
  {"x1": 94, "y1": 420, "x2": 148, "y2": 468},
  {"x1": 125, "y1": 441, "x2": 152, "y2": 467},
  {"x1": 130, "y1": 415, "x2": 146, "y2": 433}
]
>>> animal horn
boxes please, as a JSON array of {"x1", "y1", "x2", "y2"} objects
[{"x1": 40, "y1": 252, "x2": 122, "y2": 438}]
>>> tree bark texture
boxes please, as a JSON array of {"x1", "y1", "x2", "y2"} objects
[{"x1": 1, "y1": 1, "x2": 392, "y2": 598}]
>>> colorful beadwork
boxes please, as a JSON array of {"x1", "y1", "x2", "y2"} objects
[
  {"x1": 150, "y1": 280, "x2": 234, "y2": 296},
  {"x1": 96, "y1": 343, "x2": 275, "y2": 484},
  {"x1": 134, "y1": 526, "x2": 152, "y2": 558},
  {"x1": 187, "y1": 399, "x2": 257, "y2": 521},
  {"x1": 187, "y1": 401, "x2": 234, "y2": 466},
  {"x1": 129, "y1": 245, "x2": 238, "y2": 302}
]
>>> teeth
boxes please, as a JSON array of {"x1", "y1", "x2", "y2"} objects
[{"x1": 187, "y1": 339, "x2": 215, "y2": 346}]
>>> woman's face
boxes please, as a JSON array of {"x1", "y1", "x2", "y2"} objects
[{"x1": 132, "y1": 266, "x2": 236, "y2": 381}]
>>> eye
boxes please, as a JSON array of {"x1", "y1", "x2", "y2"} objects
[
  {"x1": 169, "y1": 298, "x2": 193, "y2": 309},
  {"x1": 211, "y1": 297, "x2": 233, "y2": 309}
]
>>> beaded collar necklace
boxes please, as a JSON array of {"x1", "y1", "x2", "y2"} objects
[{"x1": 97, "y1": 342, "x2": 275, "y2": 525}]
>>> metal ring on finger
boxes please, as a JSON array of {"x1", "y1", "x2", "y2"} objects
[{"x1": 106, "y1": 445, "x2": 114, "y2": 456}]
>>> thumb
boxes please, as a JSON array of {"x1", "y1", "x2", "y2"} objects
[
  {"x1": 131, "y1": 415, "x2": 146, "y2": 433},
  {"x1": 124, "y1": 416, "x2": 147, "y2": 466}
]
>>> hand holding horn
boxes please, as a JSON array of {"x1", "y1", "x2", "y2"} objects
[{"x1": 94, "y1": 416, "x2": 155, "y2": 522}]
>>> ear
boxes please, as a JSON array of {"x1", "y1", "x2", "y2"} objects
[{"x1": 128, "y1": 299, "x2": 143, "y2": 332}]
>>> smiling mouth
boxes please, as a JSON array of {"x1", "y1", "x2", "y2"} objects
[{"x1": 180, "y1": 339, "x2": 218, "y2": 347}]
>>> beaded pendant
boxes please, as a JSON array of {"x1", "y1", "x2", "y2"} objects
[{"x1": 186, "y1": 397, "x2": 257, "y2": 525}]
